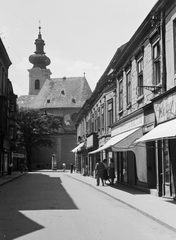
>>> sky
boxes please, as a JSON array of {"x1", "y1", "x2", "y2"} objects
[{"x1": 1, "y1": 0, "x2": 158, "y2": 97}]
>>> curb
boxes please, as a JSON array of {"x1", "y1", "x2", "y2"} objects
[
  {"x1": 66, "y1": 174, "x2": 176, "y2": 233},
  {"x1": 0, "y1": 172, "x2": 27, "y2": 186}
]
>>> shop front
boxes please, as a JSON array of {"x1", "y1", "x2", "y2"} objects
[
  {"x1": 12, "y1": 153, "x2": 26, "y2": 171},
  {"x1": 0, "y1": 137, "x2": 10, "y2": 176},
  {"x1": 71, "y1": 142, "x2": 85, "y2": 173},
  {"x1": 111, "y1": 115, "x2": 145, "y2": 187},
  {"x1": 136, "y1": 89, "x2": 176, "y2": 198},
  {"x1": 87, "y1": 133, "x2": 98, "y2": 176},
  {"x1": 89, "y1": 112, "x2": 146, "y2": 187},
  {"x1": 143, "y1": 103, "x2": 156, "y2": 190}
]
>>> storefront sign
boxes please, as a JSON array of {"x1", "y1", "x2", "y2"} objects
[
  {"x1": 87, "y1": 135, "x2": 93, "y2": 149},
  {"x1": 154, "y1": 92, "x2": 176, "y2": 123},
  {"x1": 13, "y1": 153, "x2": 25, "y2": 158},
  {"x1": 111, "y1": 114, "x2": 144, "y2": 137}
]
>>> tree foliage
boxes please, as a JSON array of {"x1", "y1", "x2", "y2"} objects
[{"x1": 16, "y1": 108, "x2": 63, "y2": 170}]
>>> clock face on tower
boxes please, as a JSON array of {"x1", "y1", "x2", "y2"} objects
[{"x1": 33, "y1": 68, "x2": 42, "y2": 77}]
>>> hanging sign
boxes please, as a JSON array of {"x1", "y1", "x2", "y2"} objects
[{"x1": 154, "y1": 92, "x2": 176, "y2": 123}]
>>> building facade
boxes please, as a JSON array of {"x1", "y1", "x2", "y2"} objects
[
  {"x1": 76, "y1": 0, "x2": 176, "y2": 198},
  {"x1": 0, "y1": 38, "x2": 17, "y2": 176}
]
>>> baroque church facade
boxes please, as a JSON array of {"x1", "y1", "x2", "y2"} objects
[{"x1": 17, "y1": 27, "x2": 92, "y2": 169}]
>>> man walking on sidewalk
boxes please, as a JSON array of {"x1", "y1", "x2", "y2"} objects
[{"x1": 95, "y1": 159, "x2": 105, "y2": 186}]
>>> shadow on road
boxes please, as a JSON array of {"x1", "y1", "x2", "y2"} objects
[{"x1": 0, "y1": 172, "x2": 78, "y2": 240}]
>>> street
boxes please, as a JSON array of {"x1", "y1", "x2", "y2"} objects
[{"x1": 0, "y1": 171, "x2": 176, "y2": 240}]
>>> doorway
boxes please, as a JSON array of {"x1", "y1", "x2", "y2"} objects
[
  {"x1": 146, "y1": 142, "x2": 156, "y2": 188},
  {"x1": 163, "y1": 140, "x2": 172, "y2": 197},
  {"x1": 117, "y1": 151, "x2": 136, "y2": 185}
]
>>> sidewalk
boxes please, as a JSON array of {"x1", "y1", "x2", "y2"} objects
[
  {"x1": 0, "y1": 171, "x2": 26, "y2": 186},
  {"x1": 66, "y1": 172, "x2": 176, "y2": 233}
]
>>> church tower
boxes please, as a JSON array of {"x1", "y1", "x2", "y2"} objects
[{"x1": 28, "y1": 26, "x2": 51, "y2": 95}]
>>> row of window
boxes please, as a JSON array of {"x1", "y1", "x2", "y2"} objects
[
  {"x1": 118, "y1": 40, "x2": 161, "y2": 112},
  {"x1": 85, "y1": 100, "x2": 113, "y2": 133},
  {"x1": 0, "y1": 62, "x2": 17, "y2": 140},
  {"x1": 84, "y1": 40, "x2": 161, "y2": 134}
]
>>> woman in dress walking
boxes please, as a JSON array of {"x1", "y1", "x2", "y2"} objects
[
  {"x1": 109, "y1": 158, "x2": 115, "y2": 185},
  {"x1": 103, "y1": 159, "x2": 110, "y2": 185}
]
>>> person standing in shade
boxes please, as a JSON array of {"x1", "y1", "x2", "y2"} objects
[
  {"x1": 95, "y1": 159, "x2": 105, "y2": 186},
  {"x1": 103, "y1": 159, "x2": 110, "y2": 185},
  {"x1": 109, "y1": 158, "x2": 115, "y2": 185},
  {"x1": 70, "y1": 163, "x2": 74, "y2": 173}
]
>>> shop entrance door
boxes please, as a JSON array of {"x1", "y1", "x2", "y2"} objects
[{"x1": 163, "y1": 140, "x2": 172, "y2": 197}]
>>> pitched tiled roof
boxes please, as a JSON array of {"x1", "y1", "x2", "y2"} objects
[
  {"x1": 17, "y1": 95, "x2": 37, "y2": 109},
  {"x1": 17, "y1": 77, "x2": 92, "y2": 109}
]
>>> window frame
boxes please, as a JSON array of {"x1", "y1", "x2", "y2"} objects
[
  {"x1": 173, "y1": 19, "x2": 176, "y2": 73},
  {"x1": 107, "y1": 99, "x2": 113, "y2": 126},
  {"x1": 91, "y1": 113, "x2": 94, "y2": 132},
  {"x1": 126, "y1": 68, "x2": 132, "y2": 107},
  {"x1": 35, "y1": 79, "x2": 40, "y2": 90},
  {"x1": 9, "y1": 126, "x2": 14, "y2": 140},
  {"x1": 101, "y1": 104, "x2": 104, "y2": 129},
  {"x1": 97, "y1": 107, "x2": 100, "y2": 130},
  {"x1": 173, "y1": 18, "x2": 176, "y2": 74},
  {"x1": 94, "y1": 111, "x2": 98, "y2": 132},
  {"x1": 136, "y1": 56, "x2": 144, "y2": 97},
  {"x1": 152, "y1": 40, "x2": 161, "y2": 85},
  {"x1": 118, "y1": 76, "x2": 123, "y2": 113}
]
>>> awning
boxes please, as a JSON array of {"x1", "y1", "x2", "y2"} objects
[
  {"x1": 112, "y1": 127, "x2": 143, "y2": 151},
  {"x1": 71, "y1": 142, "x2": 84, "y2": 153},
  {"x1": 135, "y1": 118, "x2": 176, "y2": 143},
  {"x1": 89, "y1": 128, "x2": 142, "y2": 154}
]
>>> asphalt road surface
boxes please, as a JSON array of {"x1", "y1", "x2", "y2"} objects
[{"x1": 0, "y1": 171, "x2": 176, "y2": 240}]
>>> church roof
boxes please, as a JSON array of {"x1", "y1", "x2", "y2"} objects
[
  {"x1": 17, "y1": 95, "x2": 37, "y2": 109},
  {"x1": 17, "y1": 76, "x2": 92, "y2": 109}
]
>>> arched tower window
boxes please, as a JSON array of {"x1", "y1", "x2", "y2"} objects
[{"x1": 35, "y1": 79, "x2": 40, "y2": 90}]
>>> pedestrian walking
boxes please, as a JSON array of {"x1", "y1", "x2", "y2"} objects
[
  {"x1": 70, "y1": 163, "x2": 74, "y2": 173},
  {"x1": 73, "y1": 164, "x2": 76, "y2": 172},
  {"x1": 109, "y1": 158, "x2": 115, "y2": 185},
  {"x1": 62, "y1": 163, "x2": 66, "y2": 172},
  {"x1": 103, "y1": 159, "x2": 110, "y2": 184},
  {"x1": 83, "y1": 164, "x2": 89, "y2": 176},
  {"x1": 95, "y1": 159, "x2": 105, "y2": 186}
]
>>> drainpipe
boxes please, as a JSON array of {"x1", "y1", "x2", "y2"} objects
[
  {"x1": 161, "y1": 141, "x2": 165, "y2": 196},
  {"x1": 160, "y1": 10, "x2": 166, "y2": 197},
  {"x1": 113, "y1": 89, "x2": 117, "y2": 123},
  {"x1": 160, "y1": 10, "x2": 166, "y2": 93},
  {"x1": 155, "y1": 141, "x2": 159, "y2": 195}
]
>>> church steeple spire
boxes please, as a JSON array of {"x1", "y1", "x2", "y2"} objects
[
  {"x1": 28, "y1": 25, "x2": 52, "y2": 95},
  {"x1": 29, "y1": 25, "x2": 51, "y2": 69}
]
